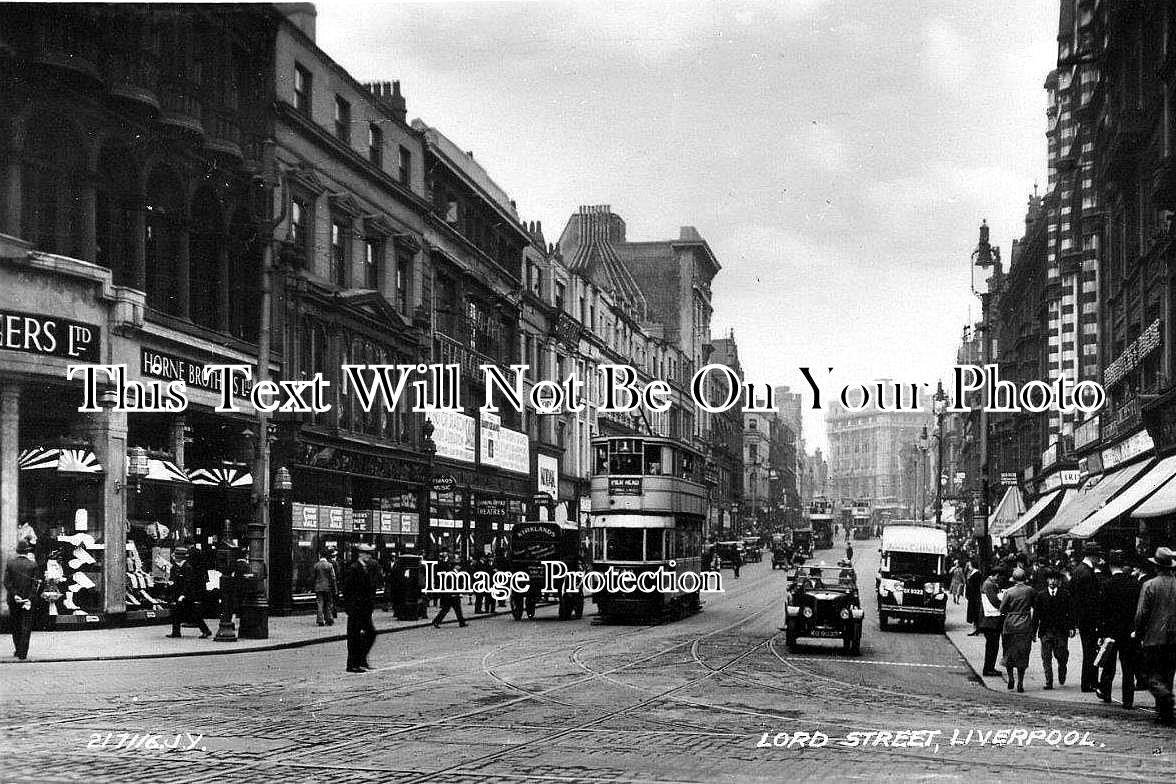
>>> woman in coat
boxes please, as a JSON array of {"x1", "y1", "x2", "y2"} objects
[
  {"x1": 999, "y1": 566, "x2": 1037, "y2": 692},
  {"x1": 949, "y1": 559, "x2": 966, "y2": 604}
]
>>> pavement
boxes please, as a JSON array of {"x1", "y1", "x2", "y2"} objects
[
  {"x1": 6, "y1": 545, "x2": 1173, "y2": 784},
  {"x1": 943, "y1": 592, "x2": 1148, "y2": 713},
  {"x1": 1, "y1": 600, "x2": 498, "y2": 664}
]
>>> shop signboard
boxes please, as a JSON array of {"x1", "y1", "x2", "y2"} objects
[
  {"x1": 1104, "y1": 319, "x2": 1161, "y2": 387},
  {"x1": 0, "y1": 309, "x2": 101, "y2": 361},
  {"x1": 1074, "y1": 415, "x2": 1101, "y2": 451},
  {"x1": 1101, "y1": 430, "x2": 1155, "y2": 470},
  {"x1": 1041, "y1": 443, "x2": 1058, "y2": 471},
  {"x1": 400, "y1": 512, "x2": 419, "y2": 534},
  {"x1": 431, "y1": 410, "x2": 475, "y2": 463},
  {"x1": 319, "y1": 506, "x2": 351, "y2": 531},
  {"x1": 432, "y1": 475, "x2": 457, "y2": 493},
  {"x1": 291, "y1": 502, "x2": 319, "y2": 530},
  {"x1": 476, "y1": 498, "x2": 510, "y2": 522},
  {"x1": 139, "y1": 348, "x2": 253, "y2": 400},
  {"x1": 352, "y1": 510, "x2": 375, "y2": 533},
  {"x1": 480, "y1": 411, "x2": 529, "y2": 474},
  {"x1": 1060, "y1": 469, "x2": 1081, "y2": 487},
  {"x1": 537, "y1": 454, "x2": 559, "y2": 499},
  {"x1": 1000, "y1": 472, "x2": 1018, "y2": 486},
  {"x1": 1103, "y1": 398, "x2": 1142, "y2": 445}
]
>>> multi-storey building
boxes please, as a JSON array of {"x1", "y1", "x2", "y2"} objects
[
  {"x1": 269, "y1": 7, "x2": 435, "y2": 608},
  {"x1": 0, "y1": 3, "x2": 282, "y2": 624},
  {"x1": 410, "y1": 120, "x2": 532, "y2": 559},
  {"x1": 707, "y1": 334, "x2": 745, "y2": 535},
  {"x1": 826, "y1": 383, "x2": 930, "y2": 503}
]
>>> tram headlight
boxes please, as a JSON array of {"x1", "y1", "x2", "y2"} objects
[{"x1": 802, "y1": 607, "x2": 813, "y2": 618}]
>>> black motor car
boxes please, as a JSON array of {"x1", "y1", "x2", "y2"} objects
[{"x1": 782, "y1": 562, "x2": 863, "y2": 654}]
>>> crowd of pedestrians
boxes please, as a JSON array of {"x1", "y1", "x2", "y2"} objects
[{"x1": 957, "y1": 541, "x2": 1176, "y2": 725}]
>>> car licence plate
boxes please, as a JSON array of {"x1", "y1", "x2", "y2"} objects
[{"x1": 810, "y1": 629, "x2": 841, "y2": 638}]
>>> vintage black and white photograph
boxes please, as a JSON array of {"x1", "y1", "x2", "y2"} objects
[{"x1": 2, "y1": 1, "x2": 1176, "y2": 782}]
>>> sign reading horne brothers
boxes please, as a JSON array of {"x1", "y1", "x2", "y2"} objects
[{"x1": 64, "y1": 362, "x2": 1107, "y2": 417}]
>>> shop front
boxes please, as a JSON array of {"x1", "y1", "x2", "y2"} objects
[
  {"x1": 1, "y1": 235, "x2": 144, "y2": 627},
  {"x1": 274, "y1": 439, "x2": 428, "y2": 611}
]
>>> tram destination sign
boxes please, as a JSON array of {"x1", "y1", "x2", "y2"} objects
[{"x1": 609, "y1": 477, "x2": 643, "y2": 496}]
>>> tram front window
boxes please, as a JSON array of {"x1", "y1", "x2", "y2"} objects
[
  {"x1": 610, "y1": 452, "x2": 642, "y2": 475},
  {"x1": 606, "y1": 529, "x2": 644, "y2": 561},
  {"x1": 645, "y1": 529, "x2": 664, "y2": 560}
]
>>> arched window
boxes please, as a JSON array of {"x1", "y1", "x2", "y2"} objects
[
  {"x1": 189, "y1": 185, "x2": 224, "y2": 330},
  {"x1": 21, "y1": 116, "x2": 84, "y2": 256},
  {"x1": 144, "y1": 166, "x2": 185, "y2": 315},
  {"x1": 95, "y1": 142, "x2": 139, "y2": 283},
  {"x1": 228, "y1": 206, "x2": 261, "y2": 341}
]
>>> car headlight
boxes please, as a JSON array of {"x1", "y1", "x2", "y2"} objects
[
  {"x1": 785, "y1": 605, "x2": 800, "y2": 617},
  {"x1": 839, "y1": 608, "x2": 850, "y2": 620},
  {"x1": 923, "y1": 582, "x2": 941, "y2": 594},
  {"x1": 802, "y1": 607, "x2": 813, "y2": 618}
]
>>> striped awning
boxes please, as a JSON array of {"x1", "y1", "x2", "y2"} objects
[
  {"x1": 189, "y1": 467, "x2": 253, "y2": 487},
  {"x1": 141, "y1": 457, "x2": 190, "y2": 483},
  {"x1": 18, "y1": 447, "x2": 104, "y2": 473}
]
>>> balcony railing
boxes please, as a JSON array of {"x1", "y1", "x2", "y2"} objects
[
  {"x1": 104, "y1": 51, "x2": 160, "y2": 112},
  {"x1": 158, "y1": 77, "x2": 203, "y2": 137}
]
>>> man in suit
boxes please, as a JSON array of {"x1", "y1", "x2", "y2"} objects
[
  {"x1": 965, "y1": 560, "x2": 983, "y2": 635},
  {"x1": 978, "y1": 566, "x2": 1006, "y2": 676},
  {"x1": 1036, "y1": 570, "x2": 1074, "y2": 689},
  {"x1": 4, "y1": 539, "x2": 40, "y2": 660},
  {"x1": 1098, "y1": 549, "x2": 1141, "y2": 707},
  {"x1": 343, "y1": 543, "x2": 378, "y2": 673},
  {"x1": 1135, "y1": 546, "x2": 1176, "y2": 725},
  {"x1": 166, "y1": 546, "x2": 211, "y2": 639},
  {"x1": 1071, "y1": 542, "x2": 1105, "y2": 691},
  {"x1": 432, "y1": 550, "x2": 468, "y2": 628},
  {"x1": 313, "y1": 546, "x2": 338, "y2": 626}
]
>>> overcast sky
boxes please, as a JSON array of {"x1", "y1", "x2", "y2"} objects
[{"x1": 316, "y1": 0, "x2": 1058, "y2": 452}]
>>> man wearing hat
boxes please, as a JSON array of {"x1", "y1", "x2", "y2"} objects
[
  {"x1": 1036, "y1": 569, "x2": 1074, "y2": 689},
  {"x1": 1098, "y1": 549, "x2": 1142, "y2": 707},
  {"x1": 166, "y1": 547, "x2": 211, "y2": 639},
  {"x1": 342, "y1": 543, "x2": 378, "y2": 673},
  {"x1": 313, "y1": 546, "x2": 338, "y2": 626},
  {"x1": 1134, "y1": 546, "x2": 1176, "y2": 725},
  {"x1": 4, "y1": 539, "x2": 41, "y2": 660},
  {"x1": 1071, "y1": 542, "x2": 1106, "y2": 692}
]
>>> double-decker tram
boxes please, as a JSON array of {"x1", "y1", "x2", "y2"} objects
[
  {"x1": 809, "y1": 497, "x2": 835, "y2": 550},
  {"x1": 588, "y1": 436, "x2": 707, "y2": 622},
  {"x1": 851, "y1": 498, "x2": 873, "y2": 540}
]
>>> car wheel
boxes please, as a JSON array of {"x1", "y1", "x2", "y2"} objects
[
  {"x1": 878, "y1": 612, "x2": 888, "y2": 630},
  {"x1": 511, "y1": 598, "x2": 523, "y2": 621},
  {"x1": 933, "y1": 616, "x2": 946, "y2": 634},
  {"x1": 557, "y1": 596, "x2": 571, "y2": 621},
  {"x1": 851, "y1": 624, "x2": 862, "y2": 655},
  {"x1": 785, "y1": 625, "x2": 798, "y2": 650},
  {"x1": 572, "y1": 596, "x2": 584, "y2": 620}
]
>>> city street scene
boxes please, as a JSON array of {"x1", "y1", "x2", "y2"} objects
[{"x1": 3, "y1": 1, "x2": 1176, "y2": 782}]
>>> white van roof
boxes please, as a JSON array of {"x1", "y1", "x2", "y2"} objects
[{"x1": 881, "y1": 524, "x2": 947, "y2": 555}]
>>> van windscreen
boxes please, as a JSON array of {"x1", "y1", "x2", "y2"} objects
[{"x1": 883, "y1": 552, "x2": 941, "y2": 577}]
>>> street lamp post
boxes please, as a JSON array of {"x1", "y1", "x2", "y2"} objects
[
  {"x1": 418, "y1": 419, "x2": 437, "y2": 554},
  {"x1": 932, "y1": 381, "x2": 948, "y2": 529},
  {"x1": 918, "y1": 427, "x2": 929, "y2": 521}
]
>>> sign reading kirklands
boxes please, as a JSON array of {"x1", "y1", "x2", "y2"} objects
[{"x1": 0, "y1": 310, "x2": 100, "y2": 361}]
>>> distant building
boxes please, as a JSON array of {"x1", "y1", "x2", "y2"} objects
[{"x1": 825, "y1": 382, "x2": 930, "y2": 502}]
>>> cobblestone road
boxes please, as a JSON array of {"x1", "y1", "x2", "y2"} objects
[{"x1": 3, "y1": 541, "x2": 1173, "y2": 783}]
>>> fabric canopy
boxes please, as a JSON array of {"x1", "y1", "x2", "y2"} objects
[
  {"x1": 1133, "y1": 474, "x2": 1176, "y2": 519},
  {"x1": 141, "y1": 457, "x2": 190, "y2": 483},
  {"x1": 999, "y1": 489, "x2": 1061, "y2": 540},
  {"x1": 189, "y1": 467, "x2": 253, "y2": 487},
  {"x1": 1028, "y1": 460, "x2": 1152, "y2": 543},
  {"x1": 1069, "y1": 455, "x2": 1176, "y2": 538},
  {"x1": 18, "y1": 447, "x2": 104, "y2": 473},
  {"x1": 988, "y1": 486, "x2": 1027, "y2": 538}
]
